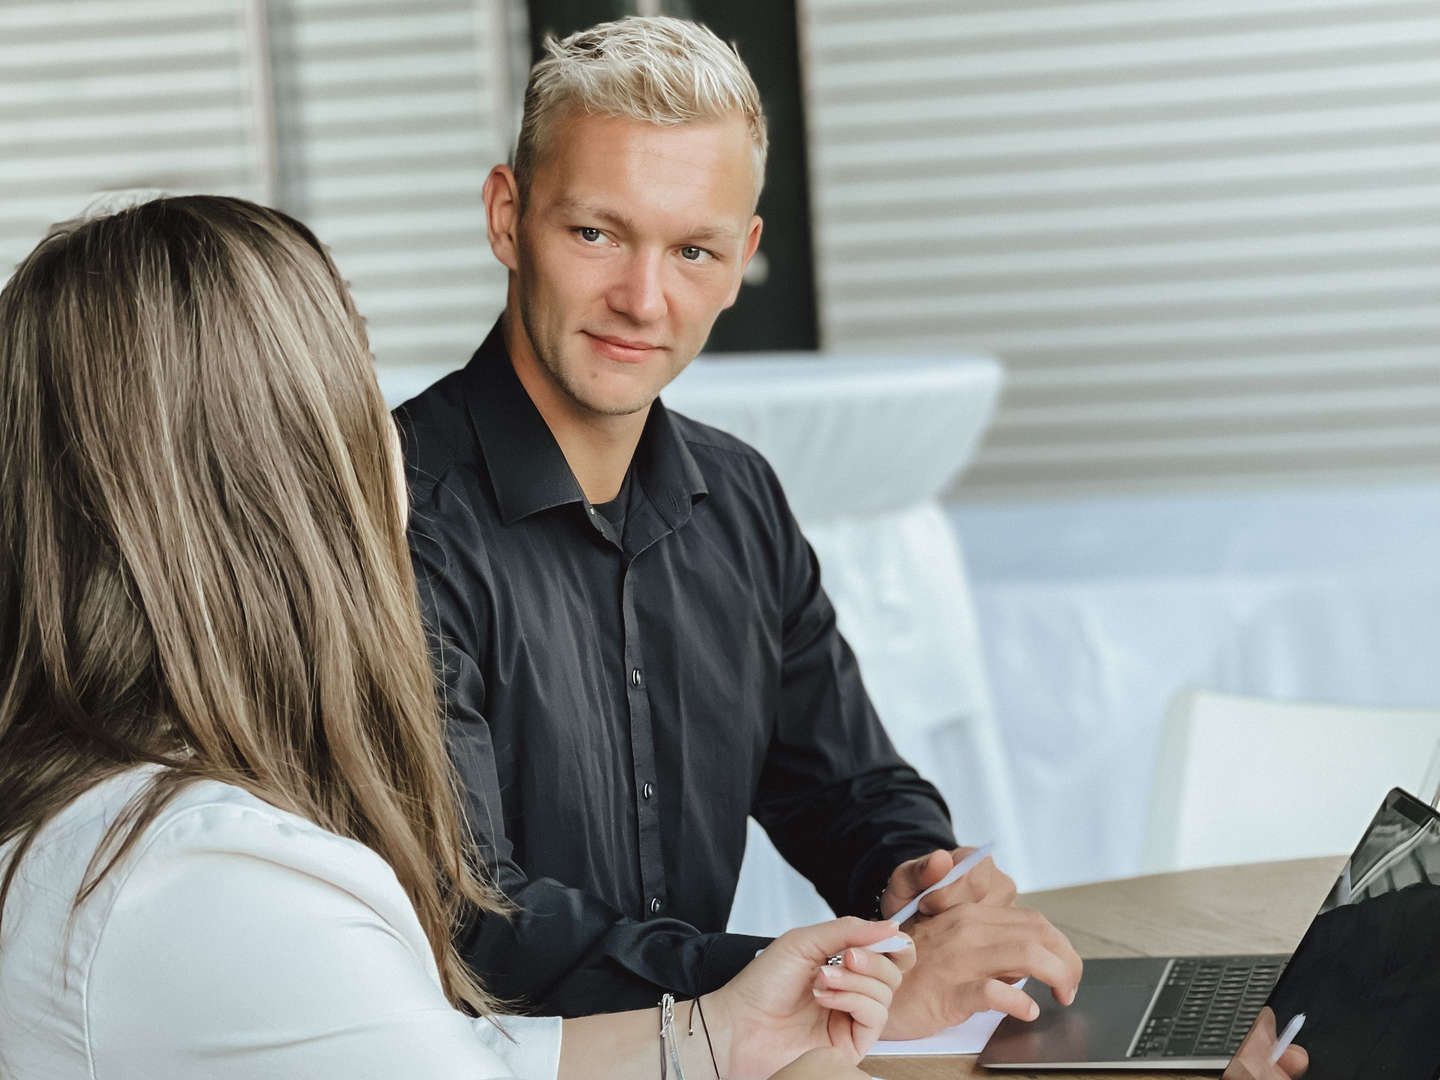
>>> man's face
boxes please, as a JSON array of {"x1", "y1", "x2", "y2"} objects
[{"x1": 502, "y1": 111, "x2": 762, "y2": 418}]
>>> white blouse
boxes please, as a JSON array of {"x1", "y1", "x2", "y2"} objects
[{"x1": 0, "y1": 766, "x2": 562, "y2": 1079}]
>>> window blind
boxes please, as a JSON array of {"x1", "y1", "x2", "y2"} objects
[
  {"x1": 799, "y1": 0, "x2": 1440, "y2": 494},
  {"x1": 1, "y1": 0, "x2": 514, "y2": 376},
  {"x1": 268, "y1": 0, "x2": 512, "y2": 370},
  {"x1": 0, "y1": 1, "x2": 266, "y2": 276}
]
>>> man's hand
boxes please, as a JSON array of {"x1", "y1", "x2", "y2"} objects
[
  {"x1": 877, "y1": 847, "x2": 1083, "y2": 1041},
  {"x1": 881, "y1": 847, "x2": 1015, "y2": 916}
]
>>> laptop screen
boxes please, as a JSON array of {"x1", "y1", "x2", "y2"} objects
[{"x1": 1224, "y1": 787, "x2": 1440, "y2": 1080}]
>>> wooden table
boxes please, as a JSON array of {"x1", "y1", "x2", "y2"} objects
[{"x1": 862, "y1": 856, "x2": 1345, "y2": 1079}]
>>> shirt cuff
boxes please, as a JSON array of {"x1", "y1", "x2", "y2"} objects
[
  {"x1": 857, "y1": 840, "x2": 955, "y2": 919},
  {"x1": 475, "y1": 1013, "x2": 563, "y2": 1080},
  {"x1": 698, "y1": 932, "x2": 773, "y2": 994}
]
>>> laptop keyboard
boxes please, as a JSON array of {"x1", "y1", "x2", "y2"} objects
[{"x1": 1130, "y1": 956, "x2": 1287, "y2": 1060}]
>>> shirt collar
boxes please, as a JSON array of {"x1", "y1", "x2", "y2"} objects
[
  {"x1": 634, "y1": 395, "x2": 709, "y2": 531},
  {"x1": 462, "y1": 320, "x2": 708, "y2": 528}
]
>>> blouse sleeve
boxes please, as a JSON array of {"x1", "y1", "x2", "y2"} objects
[{"x1": 83, "y1": 798, "x2": 562, "y2": 1080}]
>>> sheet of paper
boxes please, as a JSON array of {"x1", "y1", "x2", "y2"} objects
[{"x1": 866, "y1": 979, "x2": 1025, "y2": 1057}]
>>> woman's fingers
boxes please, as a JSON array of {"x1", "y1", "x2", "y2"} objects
[
  {"x1": 813, "y1": 983, "x2": 890, "y2": 1034},
  {"x1": 835, "y1": 945, "x2": 906, "y2": 989},
  {"x1": 813, "y1": 962, "x2": 895, "y2": 1010},
  {"x1": 812, "y1": 984, "x2": 887, "y2": 1054},
  {"x1": 781, "y1": 916, "x2": 905, "y2": 964},
  {"x1": 769, "y1": 1046, "x2": 870, "y2": 1079},
  {"x1": 810, "y1": 947, "x2": 905, "y2": 1059},
  {"x1": 1276, "y1": 1043, "x2": 1309, "y2": 1078}
]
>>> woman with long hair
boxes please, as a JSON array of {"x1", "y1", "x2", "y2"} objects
[{"x1": 0, "y1": 195, "x2": 907, "y2": 1079}]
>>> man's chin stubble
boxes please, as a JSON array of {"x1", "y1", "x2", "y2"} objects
[{"x1": 551, "y1": 372, "x2": 656, "y2": 419}]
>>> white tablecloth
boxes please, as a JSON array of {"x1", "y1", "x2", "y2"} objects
[
  {"x1": 663, "y1": 355, "x2": 998, "y2": 521},
  {"x1": 665, "y1": 354, "x2": 1011, "y2": 934},
  {"x1": 950, "y1": 480, "x2": 1440, "y2": 891}
]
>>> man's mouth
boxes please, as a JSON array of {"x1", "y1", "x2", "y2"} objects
[{"x1": 584, "y1": 331, "x2": 662, "y2": 362}]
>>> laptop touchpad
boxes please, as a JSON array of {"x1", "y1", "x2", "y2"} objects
[{"x1": 982, "y1": 957, "x2": 1168, "y2": 1065}]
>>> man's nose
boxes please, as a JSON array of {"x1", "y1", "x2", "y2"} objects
[{"x1": 608, "y1": 250, "x2": 667, "y2": 323}]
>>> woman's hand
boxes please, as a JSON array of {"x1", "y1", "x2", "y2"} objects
[
  {"x1": 705, "y1": 916, "x2": 911, "y2": 1080},
  {"x1": 768, "y1": 1046, "x2": 875, "y2": 1080},
  {"x1": 1222, "y1": 1007, "x2": 1309, "y2": 1080}
]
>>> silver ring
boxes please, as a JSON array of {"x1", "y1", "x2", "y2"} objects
[{"x1": 825, "y1": 953, "x2": 844, "y2": 966}]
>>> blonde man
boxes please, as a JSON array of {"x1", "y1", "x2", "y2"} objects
[{"x1": 397, "y1": 16, "x2": 1082, "y2": 1039}]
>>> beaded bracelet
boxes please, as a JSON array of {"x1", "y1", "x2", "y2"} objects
[{"x1": 688, "y1": 994, "x2": 722, "y2": 1079}]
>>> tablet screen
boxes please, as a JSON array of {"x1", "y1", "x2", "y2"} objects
[{"x1": 1224, "y1": 788, "x2": 1440, "y2": 1080}]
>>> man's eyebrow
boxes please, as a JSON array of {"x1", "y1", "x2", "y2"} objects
[
  {"x1": 551, "y1": 198, "x2": 637, "y2": 233},
  {"x1": 551, "y1": 197, "x2": 740, "y2": 245},
  {"x1": 680, "y1": 223, "x2": 741, "y2": 245}
]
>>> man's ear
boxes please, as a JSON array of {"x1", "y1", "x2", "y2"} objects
[
  {"x1": 482, "y1": 164, "x2": 522, "y2": 272},
  {"x1": 724, "y1": 215, "x2": 764, "y2": 309}
]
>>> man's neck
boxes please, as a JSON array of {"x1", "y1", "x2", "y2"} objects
[{"x1": 502, "y1": 309, "x2": 646, "y2": 504}]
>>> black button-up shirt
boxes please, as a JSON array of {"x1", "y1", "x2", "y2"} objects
[{"x1": 396, "y1": 323, "x2": 955, "y2": 1016}]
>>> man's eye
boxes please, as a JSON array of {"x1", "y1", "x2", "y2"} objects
[
  {"x1": 577, "y1": 227, "x2": 604, "y2": 243},
  {"x1": 680, "y1": 245, "x2": 709, "y2": 262}
]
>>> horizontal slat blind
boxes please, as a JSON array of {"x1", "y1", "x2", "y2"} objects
[
  {"x1": 269, "y1": 0, "x2": 510, "y2": 369},
  {"x1": 800, "y1": 0, "x2": 1440, "y2": 494},
  {"x1": 0, "y1": 1, "x2": 265, "y2": 279}
]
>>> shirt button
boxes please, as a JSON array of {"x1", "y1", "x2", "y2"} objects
[
  {"x1": 649, "y1": 897, "x2": 662, "y2": 914},
  {"x1": 642, "y1": 781, "x2": 654, "y2": 800},
  {"x1": 587, "y1": 506, "x2": 597, "y2": 515},
  {"x1": 630, "y1": 667, "x2": 643, "y2": 687}
]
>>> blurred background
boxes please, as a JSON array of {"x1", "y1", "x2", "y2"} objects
[{"x1": 5, "y1": 1, "x2": 1439, "y2": 915}]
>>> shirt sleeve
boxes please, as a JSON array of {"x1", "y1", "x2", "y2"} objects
[
  {"x1": 750, "y1": 462, "x2": 958, "y2": 917},
  {"x1": 409, "y1": 485, "x2": 769, "y2": 1017},
  {"x1": 84, "y1": 801, "x2": 562, "y2": 1080}
]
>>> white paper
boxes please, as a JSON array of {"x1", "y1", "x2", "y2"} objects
[{"x1": 866, "y1": 979, "x2": 1025, "y2": 1057}]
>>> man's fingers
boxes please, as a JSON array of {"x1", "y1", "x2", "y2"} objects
[
  {"x1": 915, "y1": 857, "x2": 1018, "y2": 914},
  {"x1": 882, "y1": 850, "x2": 951, "y2": 916},
  {"x1": 973, "y1": 936, "x2": 1081, "y2": 1006},
  {"x1": 959, "y1": 977, "x2": 1040, "y2": 1022},
  {"x1": 925, "y1": 899, "x2": 1077, "y2": 958},
  {"x1": 980, "y1": 905, "x2": 1084, "y2": 1001},
  {"x1": 969, "y1": 859, "x2": 1018, "y2": 906}
]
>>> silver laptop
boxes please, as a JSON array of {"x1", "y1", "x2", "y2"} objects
[{"x1": 979, "y1": 787, "x2": 1440, "y2": 1071}]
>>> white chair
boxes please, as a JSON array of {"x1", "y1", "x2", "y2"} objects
[{"x1": 1142, "y1": 689, "x2": 1440, "y2": 874}]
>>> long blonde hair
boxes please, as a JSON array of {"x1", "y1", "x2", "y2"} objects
[{"x1": 0, "y1": 195, "x2": 504, "y2": 1014}]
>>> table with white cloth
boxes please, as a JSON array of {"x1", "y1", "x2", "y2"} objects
[
  {"x1": 663, "y1": 354, "x2": 1010, "y2": 934},
  {"x1": 380, "y1": 353, "x2": 1013, "y2": 935},
  {"x1": 950, "y1": 479, "x2": 1440, "y2": 892}
]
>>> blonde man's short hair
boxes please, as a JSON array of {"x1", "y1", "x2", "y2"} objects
[{"x1": 513, "y1": 15, "x2": 768, "y2": 202}]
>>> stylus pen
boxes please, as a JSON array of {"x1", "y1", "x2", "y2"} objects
[
  {"x1": 866, "y1": 842, "x2": 995, "y2": 948},
  {"x1": 812, "y1": 844, "x2": 997, "y2": 962},
  {"x1": 1268, "y1": 1012, "x2": 1305, "y2": 1065}
]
